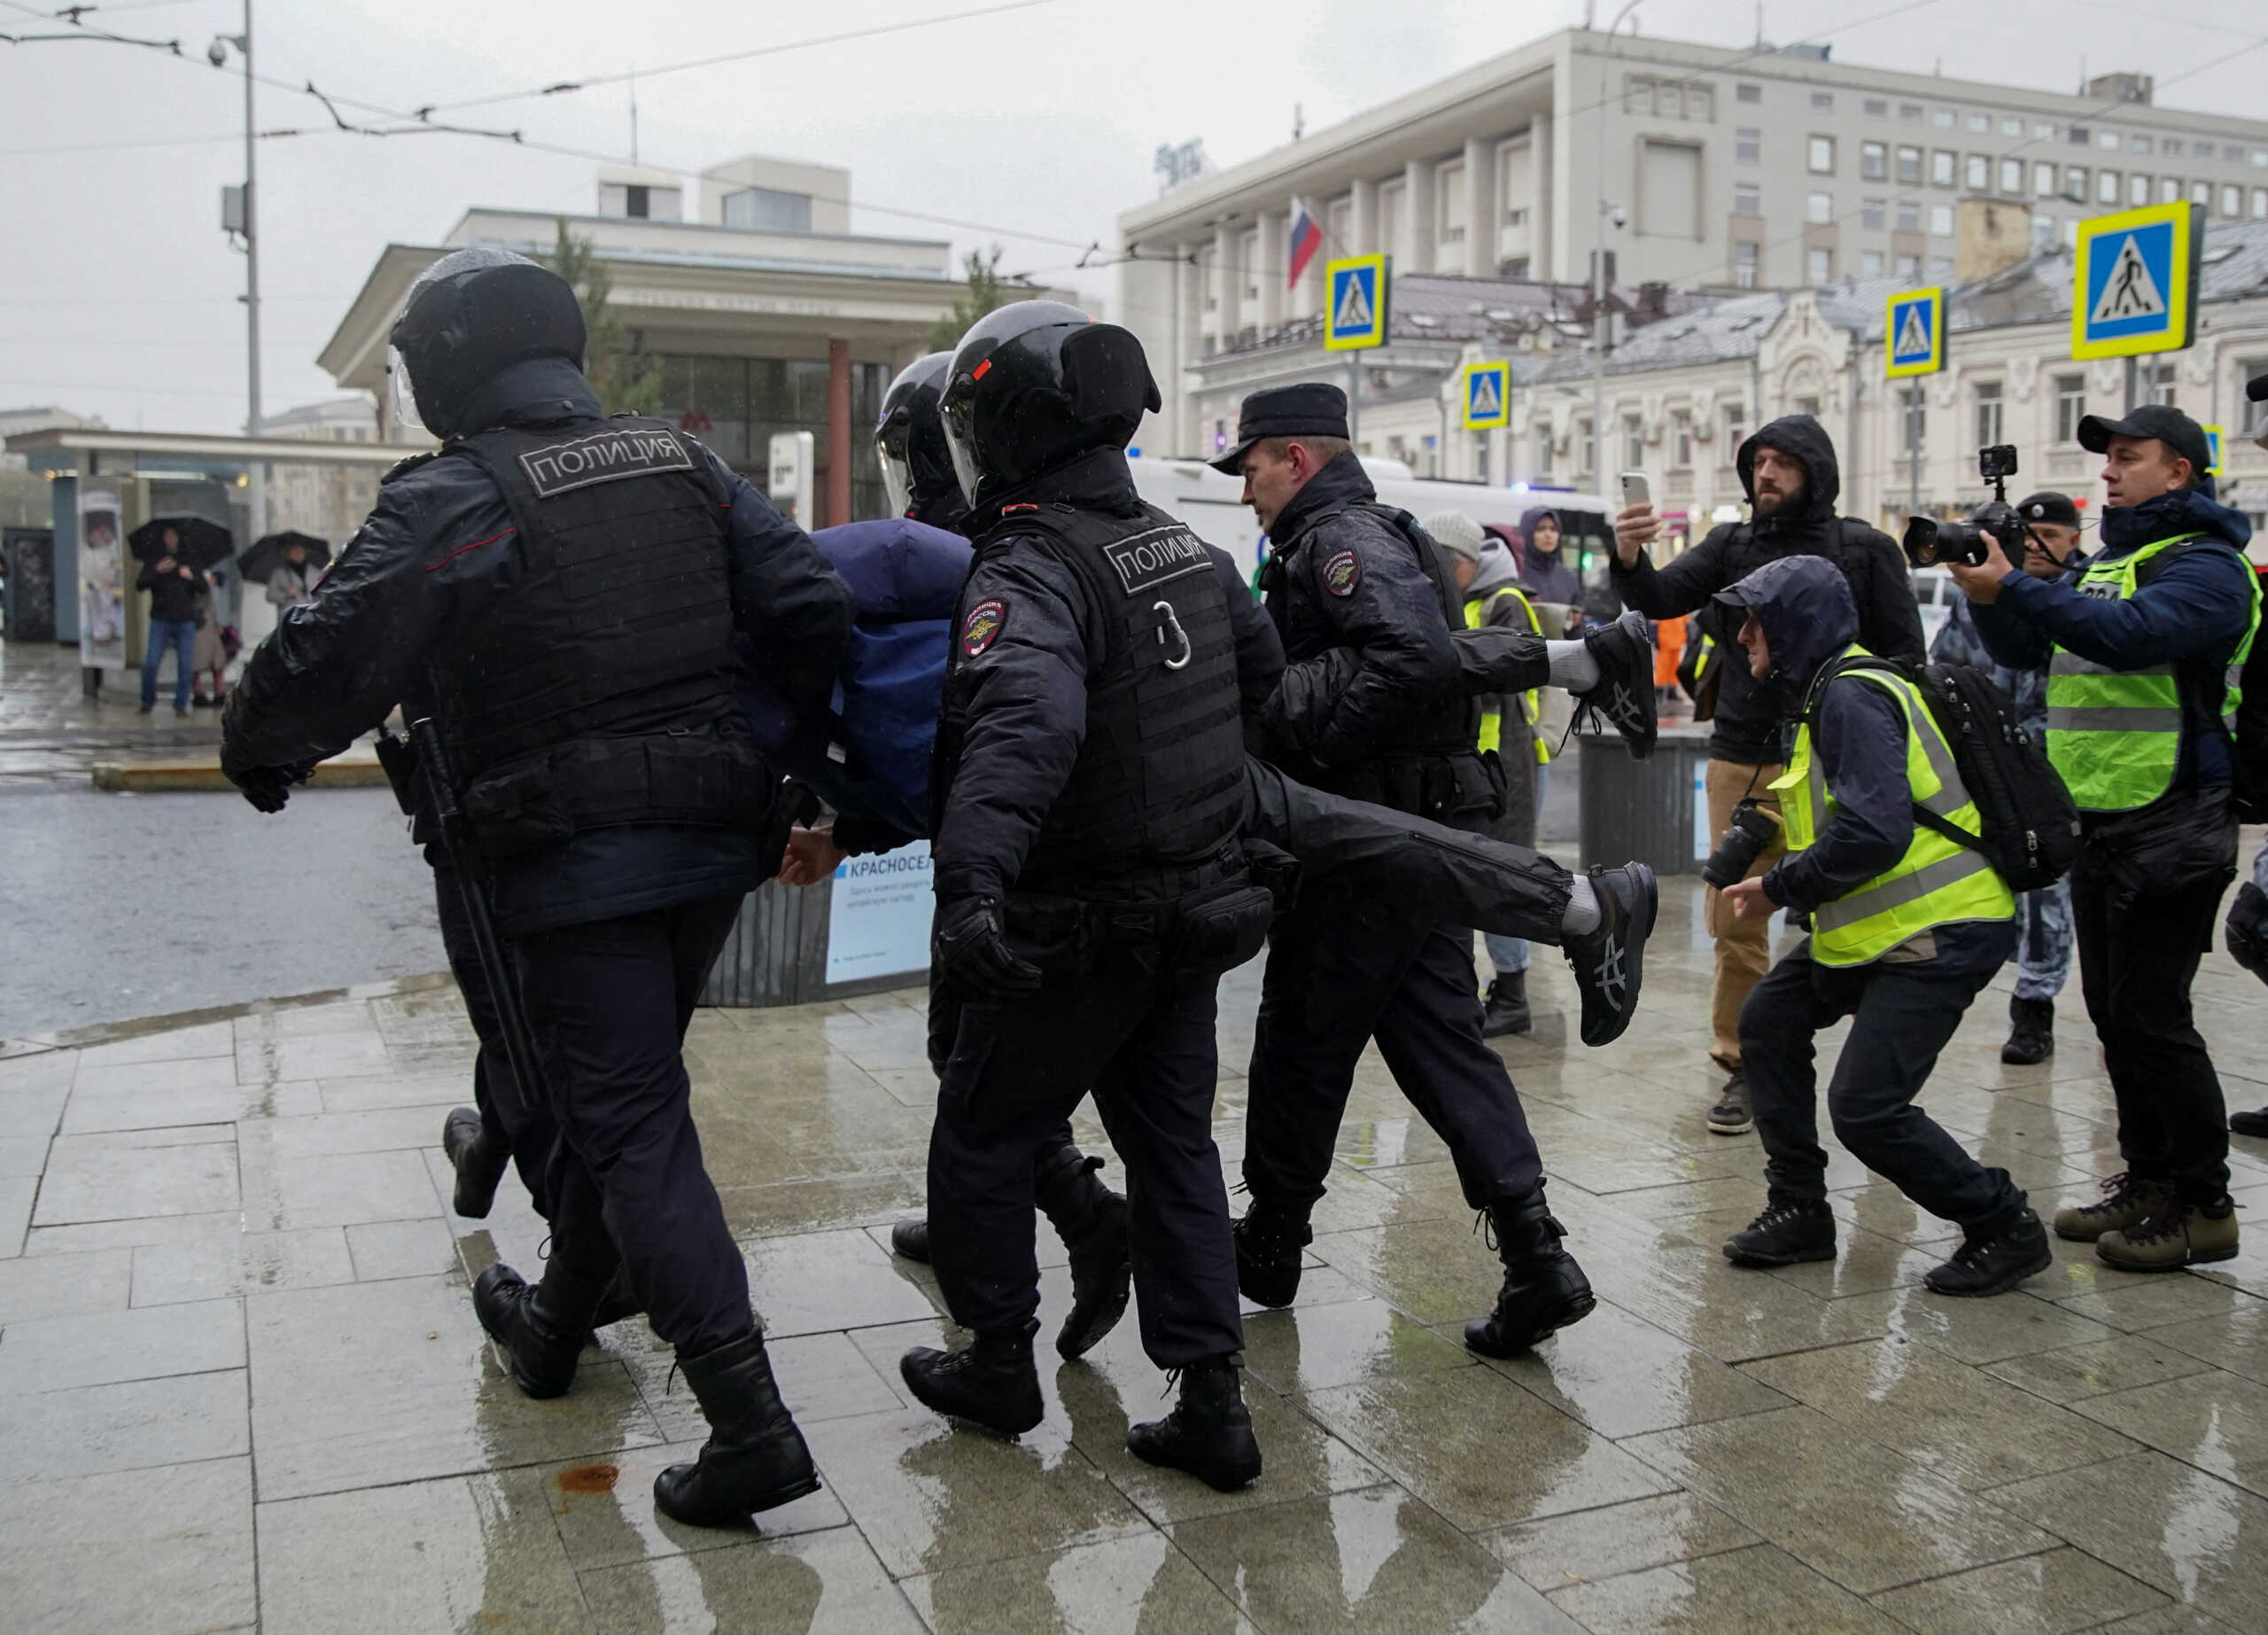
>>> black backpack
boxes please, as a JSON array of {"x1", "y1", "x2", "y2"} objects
[{"x1": 1824, "y1": 657, "x2": 2081, "y2": 894}]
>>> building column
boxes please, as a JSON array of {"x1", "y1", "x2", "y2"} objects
[
  {"x1": 1534, "y1": 111, "x2": 1557, "y2": 280},
  {"x1": 827, "y1": 338, "x2": 852, "y2": 527},
  {"x1": 1177, "y1": 243, "x2": 1206, "y2": 453},
  {"x1": 1402, "y1": 159, "x2": 1435, "y2": 274},
  {"x1": 1350, "y1": 176, "x2": 1379, "y2": 258},
  {"x1": 1257, "y1": 208, "x2": 1285, "y2": 331},
  {"x1": 1212, "y1": 224, "x2": 1240, "y2": 339},
  {"x1": 1464, "y1": 136, "x2": 1499, "y2": 278}
]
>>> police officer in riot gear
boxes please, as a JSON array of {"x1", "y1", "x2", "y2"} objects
[
  {"x1": 221, "y1": 246, "x2": 856, "y2": 1528},
  {"x1": 1220, "y1": 382, "x2": 1656, "y2": 1360},
  {"x1": 902, "y1": 300, "x2": 1275, "y2": 1491},
  {"x1": 875, "y1": 350, "x2": 969, "y2": 534}
]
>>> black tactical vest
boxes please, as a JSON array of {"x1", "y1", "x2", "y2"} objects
[
  {"x1": 426, "y1": 417, "x2": 772, "y2": 856},
  {"x1": 939, "y1": 502, "x2": 1247, "y2": 893}
]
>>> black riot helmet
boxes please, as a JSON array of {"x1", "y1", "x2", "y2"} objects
[
  {"x1": 937, "y1": 300, "x2": 1160, "y2": 503},
  {"x1": 874, "y1": 351, "x2": 957, "y2": 519},
  {"x1": 386, "y1": 247, "x2": 586, "y2": 440}
]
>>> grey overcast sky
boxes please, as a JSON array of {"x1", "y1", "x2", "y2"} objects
[{"x1": 2, "y1": 0, "x2": 2263, "y2": 433}]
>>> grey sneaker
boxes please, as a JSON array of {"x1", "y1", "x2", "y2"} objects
[{"x1": 1707, "y1": 1068, "x2": 1751, "y2": 1135}]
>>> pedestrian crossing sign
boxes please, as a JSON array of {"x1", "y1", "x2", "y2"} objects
[
  {"x1": 2204, "y1": 424, "x2": 2224, "y2": 476},
  {"x1": 1324, "y1": 254, "x2": 1389, "y2": 351},
  {"x1": 1463, "y1": 362, "x2": 1511, "y2": 429},
  {"x1": 2072, "y1": 201, "x2": 2202, "y2": 360},
  {"x1": 1884, "y1": 287, "x2": 1943, "y2": 379}
]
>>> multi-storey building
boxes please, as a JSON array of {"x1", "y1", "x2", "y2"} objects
[{"x1": 1117, "y1": 25, "x2": 2268, "y2": 460}]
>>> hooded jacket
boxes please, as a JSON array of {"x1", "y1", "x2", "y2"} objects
[
  {"x1": 1611, "y1": 414, "x2": 1922, "y2": 765},
  {"x1": 1513, "y1": 508, "x2": 1583, "y2": 610},
  {"x1": 1739, "y1": 555, "x2": 2015, "y2": 973}
]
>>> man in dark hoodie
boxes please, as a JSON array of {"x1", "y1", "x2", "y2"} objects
[
  {"x1": 1613, "y1": 416, "x2": 1922, "y2": 1135},
  {"x1": 1710, "y1": 556, "x2": 2046, "y2": 1296},
  {"x1": 1952, "y1": 404, "x2": 2260, "y2": 1272}
]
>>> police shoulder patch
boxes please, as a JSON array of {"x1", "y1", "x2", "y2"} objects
[
  {"x1": 961, "y1": 598, "x2": 1008, "y2": 657},
  {"x1": 1322, "y1": 548, "x2": 1362, "y2": 597}
]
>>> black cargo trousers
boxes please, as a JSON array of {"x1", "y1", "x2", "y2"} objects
[
  {"x1": 509, "y1": 892, "x2": 754, "y2": 1356},
  {"x1": 925, "y1": 901, "x2": 1247, "y2": 1370},
  {"x1": 431, "y1": 858, "x2": 560, "y2": 1218}
]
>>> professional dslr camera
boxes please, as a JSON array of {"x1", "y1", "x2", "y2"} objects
[{"x1": 1902, "y1": 445, "x2": 2023, "y2": 569}]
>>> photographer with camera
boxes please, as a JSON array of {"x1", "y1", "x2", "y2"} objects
[
  {"x1": 1927, "y1": 490, "x2": 2086, "y2": 1066},
  {"x1": 1711, "y1": 556, "x2": 2047, "y2": 1296},
  {"x1": 1949, "y1": 405, "x2": 2260, "y2": 1271},
  {"x1": 1614, "y1": 416, "x2": 1922, "y2": 1135}
]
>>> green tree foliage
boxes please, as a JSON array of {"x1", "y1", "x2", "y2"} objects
[
  {"x1": 926, "y1": 245, "x2": 1015, "y2": 353},
  {"x1": 545, "y1": 220, "x2": 664, "y2": 417}
]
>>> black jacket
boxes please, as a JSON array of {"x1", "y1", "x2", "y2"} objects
[
  {"x1": 928, "y1": 449, "x2": 1284, "y2": 904},
  {"x1": 1610, "y1": 414, "x2": 1922, "y2": 764},
  {"x1": 137, "y1": 557, "x2": 208, "y2": 624},
  {"x1": 224, "y1": 358, "x2": 855, "y2": 935}
]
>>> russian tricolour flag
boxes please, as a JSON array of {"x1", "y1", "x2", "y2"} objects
[{"x1": 1287, "y1": 200, "x2": 1323, "y2": 290}]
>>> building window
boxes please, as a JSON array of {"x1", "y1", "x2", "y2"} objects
[
  {"x1": 2253, "y1": 187, "x2": 2268, "y2": 219},
  {"x1": 1737, "y1": 82, "x2": 1761, "y2": 103},
  {"x1": 2000, "y1": 157, "x2": 2023, "y2": 194},
  {"x1": 1968, "y1": 112, "x2": 1990, "y2": 133},
  {"x1": 2131, "y1": 173, "x2": 2152, "y2": 206},
  {"x1": 2069, "y1": 125, "x2": 2091, "y2": 145},
  {"x1": 2164, "y1": 137, "x2": 2184, "y2": 157},
  {"x1": 720, "y1": 187, "x2": 810, "y2": 233},
  {"x1": 2150, "y1": 362, "x2": 2177, "y2": 408},
  {"x1": 2192, "y1": 179, "x2": 2211, "y2": 211},
  {"x1": 1811, "y1": 91, "x2": 1834, "y2": 112},
  {"x1": 2132, "y1": 134, "x2": 2153, "y2": 154},
  {"x1": 1861, "y1": 198, "x2": 1886, "y2": 230},
  {"x1": 1796, "y1": 395, "x2": 1823, "y2": 418},
  {"x1": 1931, "y1": 149, "x2": 1956, "y2": 187},
  {"x1": 2031, "y1": 214, "x2": 2057, "y2": 252},
  {"x1": 1578, "y1": 419, "x2": 1596, "y2": 477},
  {"x1": 2097, "y1": 129, "x2": 2122, "y2": 151},
  {"x1": 1930, "y1": 203, "x2": 1953, "y2": 236},
  {"x1": 2225, "y1": 183, "x2": 2245, "y2": 218},
  {"x1": 1966, "y1": 153, "x2": 1989, "y2": 191},
  {"x1": 2002, "y1": 116, "x2": 2024, "y2": 136},
  {"x1": 1865, "y1": 98, "x2": 1888, "y2": 118},
  {"x1": 1900, "y1": 103, "x2": 1923, "y2": 122},
  {"x1": 2066, "y1": 167, "x2": 2089, "y2": 203},
  {"x1": 1809, "y1": 135, "x2": 1837, "y2": 174},
  {"x1": 1897, "y1": 199, "x2": 1921, "y2": 231},
  {"x1": 1734, "y1": 182, "x2": 1761, "y2": 215},
  {"x1": 1861, "y1": 248, "x2": 1885, "y2": 276},
  {"x1": 1534, "y1": 426, "x2": 1553, "y2": 480},
  {"x1": 1624, "y1": 75, "x2": 1654, "y2": 115},
  {"x1": 1974, "y1": 381, "x2": 2004, "y2": 447},
  {"x1": 1806, "y1": 191, "x2": 1834, "y2": 225},
  {"x1": 2034, "y1": 160, "x2": 2057, "y2": 197},
  {"x1": 1671, "y1": 410, "x2": 1694, "y2": 468},
  {"x1": 2054, "y1": 374, "x2": 2085, "y2": 444},
  {"x1": 1438, "y1": 162, "x2": 1467, "y2": 243},
  {"x1": 1736, "y1": 127, "x2": 1761, "y2": 163},
  {"x1": 1807, "y1": 246, "x2": 1833, "y2": 284},
  {"x1": 1623, "y1": 415, "x2": 1644, "y2": 469},
  {"x1": 1896, "y1": 252, "x2": 1921, "y2": 279},
  {"x1": 1932, "y1": 108, "x2": 1955, "y2": 128},
  {"x1": 656, "y1": 354, "x2": 891, "y2": 511},
  {"x1": 1734, "y1": 241, "x2": 1759, "y2": 288},
  {"x1": 2034, "y1": 121, "x2": 2057, "y2": 140},
  {"x1": 1724, "y1": 401, "x2": 1747, "y2": 451},
  {"x1": 1900, "y1": 385, "x2": 1928, "y2": 450},
  {"x1": 1898, "y1": 145, "x2": 1923, "y2": 184},
  {"x1": 2160, "y1": 175, "x2": 2182, "y2": 205},
  {"x1": 2098, "y1": 170, "x2": 2121, "y2": 206},
  {"x1": 1862, "y1": 140, "x2": 1888, "y2": 181}
]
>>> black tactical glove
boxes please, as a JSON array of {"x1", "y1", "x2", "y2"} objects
[
  {"x1": 2227, "y1": 882, "x2": 2268, "y2": 982},
  {"x1": 932, "y1": 894, "x2": 1043, "y2": 996},
  {"x1": 220, "y1": 746, "x2": 312, "y2": 814}
]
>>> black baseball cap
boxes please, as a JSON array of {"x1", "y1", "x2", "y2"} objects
[
  {"x1": 1209, "y1": 382, "x2": 1350, "y2": 474},
  {"x1": 2014, "y1": 492, "x2": 2082, "y2": 530},
  {"x1": 2076, "y1": 404, "x2": 2212, "y2": 479}
]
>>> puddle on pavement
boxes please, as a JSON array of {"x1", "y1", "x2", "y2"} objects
[{"x1": 556, "y1": 1463, "x2": 621, "y2": 1495}]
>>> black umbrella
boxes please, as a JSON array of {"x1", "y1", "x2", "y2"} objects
[
  {"x1": 239, "y1": 530, "x2": 331, "y2": 586},
  {"x1": 128, "y1": 514, "x2": 234, "y2": 570}
]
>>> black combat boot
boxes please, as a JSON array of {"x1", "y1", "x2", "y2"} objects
[
  {"x1": 900, "y1": 1322, "x2": 1045, "y2": 1436},
  {"x1": 1464, "y1": 1190, "x2": 1596, "y2": 1358},
  {"x1": 1035, "y1": 1149, "x2": 1131, "y2": 1359},
  {"x1": 2001, "y1": 997, "x2": 2054, "y2": 1066},
  {"x1": 473, "y1": 1258, "x2": 611, "y2": 1398},
  {"x1": 1721, "y1": 1199, "x2": 1837, "y2": 1267},
  {"x1": 1126, "y1": 1354, "x2": 1263, "y2": 1491},
  {"x1": 652, "y1": 1331, "x2": 821, "y2": 1526},
  {"x1": 1481, "y1": 971, "x2": 1533, "y2": 1038},
  {"x1": 1924, "y1": 1206, "x2": 2052, "y2": 1296},
  {"x1": 1233, "y1": 1198, "x2": 1311, "y2": 1309},
  {"x1": 442, "y1": 1105, "x2": 511, "y2": 1219},
  {"x1": 889, "y1": 1218, "x2": 932, "y2": 1262},
  {"x1": 2233, "y1": 1108, "x2": 2268, "y2": 1139}
]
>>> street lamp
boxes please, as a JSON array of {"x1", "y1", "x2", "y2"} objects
[
  {"x1": 1592, "y1": 1, "x2": 1641, "y2": 496},
  {"x1": 210, "y1": 4, "x2": 261, "y2": 537}
]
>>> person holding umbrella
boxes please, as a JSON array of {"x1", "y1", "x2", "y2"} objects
[
  {"x1": 136, "y1": 525, "x2": 206, "y2": 716},
  {"x1": 245, "y1": 531, "x2": 330, "y2": 613}
]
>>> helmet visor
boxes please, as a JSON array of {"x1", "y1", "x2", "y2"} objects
[
  {"x1": 876, "y1": 423, "x2": 916, "y2": 518},
  {"x1": 941, "y1": 399, "x2": 985, "y2": 507},
  {"x1": 385, "y1": 343, "x2": 429, "y2": 440}
]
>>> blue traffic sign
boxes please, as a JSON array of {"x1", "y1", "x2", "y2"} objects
[
  {"x1": 1462, "y1": 362, "x2": 1510, "y2": 429},
  {"x1": 2072, "y1": 201, "x2": 2202, "y2": 360},
  {"x1": 1324, "y1": 255, "x2": 1389, "y2": 351},
  {"x1": 1884, "y1": 287, "x2": 1943, "y2": 378}
]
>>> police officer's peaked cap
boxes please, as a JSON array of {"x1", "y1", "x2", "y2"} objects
[
  {"x1": 940, "y1": 300, "x2": 1160, "y2": 496},
  {"x1": 390, "y1": 247, "x2": 586, "y2": 439},
  {"x1": 2075, "y1": 403, "x2": 2211, "y2": 479},
  {"x1": 2015, "y1": 492, "x2": 2083, "y2": 531},
  {"x1": 1209, "y1": 383, "x2": 1350, "y2": 473}
]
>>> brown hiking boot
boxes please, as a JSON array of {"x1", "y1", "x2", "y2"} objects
[
  {"x1": 2096, "y1": 1199, "x2": 2240, "y2": 1273},
  {"x1": 2052, "y1": 1172, "x2": 2166, "y2": 1242}
]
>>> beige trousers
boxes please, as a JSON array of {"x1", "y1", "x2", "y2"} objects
[{"x1": 1704, "y1": 757, "x2": 1787, "y2": 1071}]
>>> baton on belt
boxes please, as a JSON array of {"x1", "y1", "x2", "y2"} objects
[{"x1": 401, "y1": 717, "x2": 545, "y2": 1125}]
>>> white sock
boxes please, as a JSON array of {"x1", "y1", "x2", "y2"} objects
[
  {"x1": 1561, "y1": 873, "x2": 1601, "y2": 936},
  {"x1": 1547, "y1": 640, "x2": 1600, "y2": 693}
]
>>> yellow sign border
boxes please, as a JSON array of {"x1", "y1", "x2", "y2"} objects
[
  {"x1": 1324, "y1": 254, "x2": 1389, "y2": 352},
  {"x1": 2070, "y1": 200, "x2": 2198, "y2": 362},
  {"x1": 1884, "y1": 286, "x2": 1944, "y2": 380},
  {"x1": 1462, "y1": 362, "x2": 1511, "y2": 430}
]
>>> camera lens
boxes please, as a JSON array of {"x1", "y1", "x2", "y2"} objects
[{"x1": 1702, "y1": 799, "x2": 1783, "y2": 890}]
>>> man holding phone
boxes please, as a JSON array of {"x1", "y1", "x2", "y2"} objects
[{"x1": 1612, "y1": 416, "x2": 1921, "y2": 1134}]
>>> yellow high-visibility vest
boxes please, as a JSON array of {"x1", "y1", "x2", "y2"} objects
[{"x1": 1464, "y1": 584, "x2": 1551, "y2": 765}]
